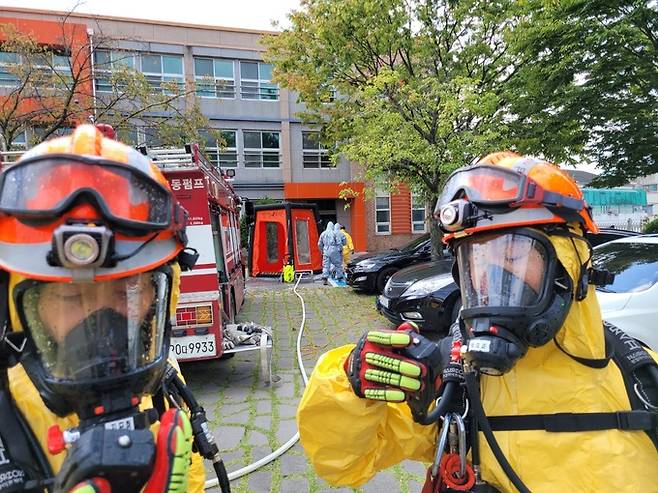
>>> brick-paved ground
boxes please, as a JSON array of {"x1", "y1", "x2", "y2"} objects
[{"x1": 180, "y1": 279, "x2": 430, "y2": 493}]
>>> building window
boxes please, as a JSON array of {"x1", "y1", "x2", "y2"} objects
[
  {"x1": 243, "y1": 131, "x2": 280, "y2": 168},
  {"x1": 95, "y1": 50, "x2": 183, "y2": 94},
  {"x1": 375, "y1": 192, "x2": 391, "y2": 235},
  {"x1": 203, "y1": 130, "x2": 238, "y2": 168},
  {"x1": 0, "y1": 50, "x2": 70, "y2": 89},
  {"x1": 411, "y1": 194, "x2": 427, "y2": 233},
  {"x1": 0, "y1": 52, "x2": 19, "y2": 87},
  {"x1": 194, "y1": 57, "x2": 235, "y2": 98},
  {"x1": 10, "y1": 130, "x2": 27, "y2": 149},
  {"x1": 140, "y1": 54, "x2": 184, "y2": 94},
  {"x1": 240, "y1": 61, "x2": 278, "y2": 100},
  {"x1": 93, "y1": 49, "x2": 137, "y2": 92},
  {"x1": 302, "y1": 132, "x2": 331, "y2": 168}
]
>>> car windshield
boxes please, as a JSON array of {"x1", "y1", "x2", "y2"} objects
[
  {"x1": 593, "y1": 241, "x2": 658, "y2": 293},
  {"x1": 399, "y1": 235, "x2": 430, "y2": 252}
]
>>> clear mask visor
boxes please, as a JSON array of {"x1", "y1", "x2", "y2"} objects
[
  {"x1": 17, "y1": 271, "x2": 169, "y2": 381},
  {"x1": 456, "y1": 232, "x2": 549, "y2": 310}
]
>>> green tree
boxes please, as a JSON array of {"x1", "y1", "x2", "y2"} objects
[
  {"x1": 513, "y1": 1, "x2": 658, "y2": 186},
  {"x1": 264, "y1": 0, "x2": 587, "y2": 247}
]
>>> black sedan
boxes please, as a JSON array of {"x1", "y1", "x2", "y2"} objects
[
  {"x1": 346, "y1": 234, "x2": 435, "y2": 293},
  {"x1": 375, "y1": 227, "x2": 640, "y2": 333},
  {"x1": 376, "y1": 260, "x2": 460, "y2": 334}
]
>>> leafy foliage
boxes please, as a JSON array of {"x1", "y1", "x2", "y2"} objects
[
  {"x1": 265, "y1": 0, "x2": 532, "y2": 203},
  {"x1": 642, "y1": 217, "x2": 658, "y2": 234},
  {"x1": 514, "y1": 1, "x2": 658, "y2": 186}
]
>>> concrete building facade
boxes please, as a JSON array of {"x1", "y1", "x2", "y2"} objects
[{"x1": 0, "y1": 7, "x2": 431, "y2": 252}]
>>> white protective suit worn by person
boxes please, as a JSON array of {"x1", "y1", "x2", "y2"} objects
[
  {"x1": 318, "y1": 221, "x2": 345, "y2": 282},
  {"x1": 333, "y1": 223, "x2": 347, "y2": 279},
  {"x1": 296, "y1": 152, "x2": 658, "y2": 492}
]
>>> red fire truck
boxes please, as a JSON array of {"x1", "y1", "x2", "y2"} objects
[
  {"x1": 0, "y1": 141, "x2": 247, "y2": 363},
  {"x1": 137, "y1": 143, "x2": 246, "y2": 362}
]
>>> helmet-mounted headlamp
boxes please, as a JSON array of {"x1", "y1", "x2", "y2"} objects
[
  {"x1": 48, "y1": 224, "x2": 115, "y2": 269},
  {"x1": 438, "y1": 199, "x2": 485, "y2": 233}
]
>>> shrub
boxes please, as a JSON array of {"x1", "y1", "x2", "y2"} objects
[{"x1": 642, "y1": 217, "x2": 658, "y2": 234}]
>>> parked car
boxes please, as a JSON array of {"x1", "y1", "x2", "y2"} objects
[
  {"x1": 376, "y1": 228, "x2": 649, "y2": 337},
  {"x1": 587, "y1": 227, "x2": 640, "y2": 247},
  {"x1": 346, "y1": 234, "x2": 436, "y2": 293},
  {"x1": 376, "y1": 260, "x2": 459, "y2": 333},
  {"x1": 594, "y1": 235, "x2": 658, "y2": 351}
]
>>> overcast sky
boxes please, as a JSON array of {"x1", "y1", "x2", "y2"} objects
[{"x1": 1, "y1": 0, "x2": 301, "y2": 31}]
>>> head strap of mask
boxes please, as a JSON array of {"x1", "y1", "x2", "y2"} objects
[
  {"x1": 453, "y1": 227, "x2": 575, "y2": 375},
  {"x1": 541, "y1": 224, "x2": 615, "y2": 301}
]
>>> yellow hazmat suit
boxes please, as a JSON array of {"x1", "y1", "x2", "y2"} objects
[
  {"x1": 297, "y1": 232, "x2": 658, "y2": 491},
  {"x1": 6, "y1": 265, "x2": 207, "y2": 492},
  {"x1": 342, "y1": 229, "x2": 354, "y2": 266}
]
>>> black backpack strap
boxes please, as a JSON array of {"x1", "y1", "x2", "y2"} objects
[
  {"x1": 0, "y1": 382, "x2": 53, "y2": 492},
  {"x1": 487, "y1": 324, "x2": 658, "y2": 452},
  {"x1": 487, "y1": 410, "x2": 658, "y2": 433},
  {"x1": 604, "y1": 322, "x2": 658, "y2": 450}
]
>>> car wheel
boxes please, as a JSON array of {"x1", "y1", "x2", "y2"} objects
[
  {"x1": 376, "y1": 267, "x2": 398, "y2": 294},
  {"x1": 450, "y1": 297, "x2": 462, "y2": 324}
]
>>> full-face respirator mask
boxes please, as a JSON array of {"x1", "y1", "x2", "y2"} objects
[{"x1": 451, "y1": 228, "x2": 574, "y2": 375}]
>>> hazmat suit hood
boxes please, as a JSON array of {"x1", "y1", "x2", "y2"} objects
[
  {"x1": 546, "y1": 227, "x2": 605, "y2": 361},
  {"x1": 325, "y1": 221, "x2": 334, "y2": 233},
  {"x1": 334, "y1": 223, "x2": 342, "y2": 231}
]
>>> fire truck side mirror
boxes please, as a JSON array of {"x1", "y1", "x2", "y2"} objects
[
  {"x1": 225, "y1": 168, "x2": 236, "y2": 178},
  {"x1": 244, "y1": 200, "x2": 255, "y2": 224}
]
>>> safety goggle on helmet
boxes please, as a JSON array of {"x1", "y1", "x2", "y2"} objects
[
  {"x1": 0, "y1": 154, "x2": 174, "y2": 233},
  {"x1": 0, "y1": 125, "x2": 188, "y2": 282},
  {"x1": 435, "y1": 154, "x2": 599, "y2": 241}
]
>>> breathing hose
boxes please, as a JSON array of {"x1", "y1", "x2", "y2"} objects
[
  {"x1": 204, "y1": 273, "x2": 310, "y2": 489},
  {"x1": 464, "y1": 371, "x2": 531, "y2": 493},
  {"x1": 415, "y1": 381, "x2": 458, "y2": 425}
]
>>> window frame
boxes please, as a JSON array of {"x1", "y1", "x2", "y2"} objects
[
  {"x1": 302, "y1": 131, "x2": 332, "y2": 169},
  {"x1": 0, "y1": 50, "x2": 71, "y2": 89},
  {"x1": 140, "y1": 53, "x2": 184, "y2": 95},
  {"x1": 243, "y1": 130, "x2": 281, "y2": 168},
  {"x1": 411, "y1": 194, "x2": 427, "y2": 234},
  {"x1": 239, "y1": 61, "x2": 279, "y2": 101},
  {"x1": 375, "y1": 191, "x2": 391, "y2": 236},
  {"x1": 204, "y1": 129, "x2": 238, "y2": 168},
  {"x1": 193, "y1": 57, "x2": 236, "y2": 99},
  {"x1": 93, "y1": 49, "x2": 138, "y2": 93}
]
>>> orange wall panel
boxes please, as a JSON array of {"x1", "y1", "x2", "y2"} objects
[
  {"x1": 284, "y1": 182, "x2": 366, "y2": 252},
  {"x1": 391, "y1": 184, "x2": 411, "y2": 234},
  {"x1": 0, "y1": 17, "x2": 93, "y2": 123}
]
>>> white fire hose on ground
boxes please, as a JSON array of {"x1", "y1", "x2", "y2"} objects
[{"x1": 204, "y1": 273, "x2": 310, "y2": 489}]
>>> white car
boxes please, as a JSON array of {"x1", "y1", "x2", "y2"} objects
[{"x1": 593, "y1": 235, "x2": 658, "y2": 351}]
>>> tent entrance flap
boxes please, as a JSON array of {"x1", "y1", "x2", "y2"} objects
[{"x1": 249, "y1": 203, "x2": 322, "y2": 277}]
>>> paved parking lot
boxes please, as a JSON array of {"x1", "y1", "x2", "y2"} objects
[{"x1": 180, "y1": 280, "x2": 430, "y2": 493}]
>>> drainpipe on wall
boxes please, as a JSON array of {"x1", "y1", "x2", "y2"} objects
[{"x1": 86, "y1": 27, "x2": 97, "y2": 123}]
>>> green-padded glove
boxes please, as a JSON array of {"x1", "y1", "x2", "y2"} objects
[{"x1": 343, "y1": 322, "x2": 431, "y2": 403}]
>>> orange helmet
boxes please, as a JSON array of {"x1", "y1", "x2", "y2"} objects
[
  {"x1": 435, "y1": 152, "x2": 598, "y2": 243},
  {"x1": 0, "y1": 124, "x2": 188, "y2": 282}
]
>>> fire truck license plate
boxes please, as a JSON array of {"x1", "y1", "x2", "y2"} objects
[{"x1": 170, "y1": 334, "x2": 217, "y2": 360}]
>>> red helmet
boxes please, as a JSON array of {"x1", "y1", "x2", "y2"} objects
[
  {"x1": 436, "y1": 152, "x2": 598, "y2": 243},
  {"x1": 0, "y1": 124, "x2": 187, "y2": 282}
]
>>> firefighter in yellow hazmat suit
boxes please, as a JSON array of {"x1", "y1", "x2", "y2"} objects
[
  {"x1": 0, "y1": 125, "x2": 207, "y2": 491},
  {"x1": 297, "y1": 152, "x2": 658, "y2": 492}
]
